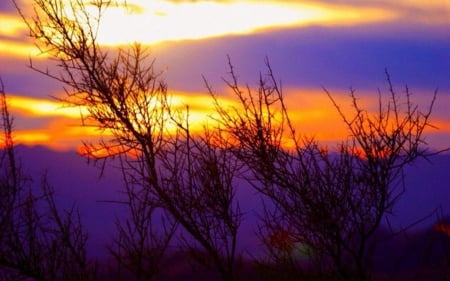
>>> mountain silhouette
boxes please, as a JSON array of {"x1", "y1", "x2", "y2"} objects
[{"x1": 8, "y1": 145, "x2": 450, "y2": 273}]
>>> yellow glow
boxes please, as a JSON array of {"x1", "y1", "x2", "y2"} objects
[
  {"x1": 0, "y1": 39, "x2": 45, "y2": 58},
  {"x1": 4, "y1": 0, "x2": 445, "y2": 58},
  {"x1": 14, "y1": 131, "x2": 50, "y2": 143},
  {"x1": 6, "y1": 88, "x2": 450, "y2": 152},
  {"x1": 83, "y1": 0, "x2": 396, "y2": 46},
  {"x1": 14, "y1": 129, "x2": 75, "y2": 151},
  {"x1": 11, "y1": 118, "x2": 106, "y2": 151},
  {"x1": 0, "y1": 13, "x2": 44, "y2": 58},
  {"x1": 7, "y1": 95, "x2": 87, "y2": 118},
  {"x1": 0, "y1": 14, "x2": 26, "y2": 37}
]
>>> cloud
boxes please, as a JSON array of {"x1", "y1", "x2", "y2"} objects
[
  {"x1": 7, "y1": 0, "x2": 446, "y2": 58},
  {"x1": 12, "y1": 120, "x2": 100, "y2": 151},
  {"x1": 150, "y1": 22, "x2": 448, "y2": 95},
  {"x1": 6, "y1": 94, "x2": 87, "y2": 118},
  {"x1": 69, "y1": 0, "x2": 397, "y2": 46},
  {"x1": 160, "y1": 0, "x2": 449, "y2": 22},
  {"x1": 0, "y1": 39, "x2": 45, "y2": 58},
  {"x1": 0, "y1": 14, "x2": 26, "y2": 37},
  {"x1": 4, "y1": 91, "x2": 224, "y2": 150},
  {"x1": 4, "y1": 83, "x2": 449, "y2": 151},
  {"x1": 0, "y1": 6, "x2": 45, "y2": 59}
]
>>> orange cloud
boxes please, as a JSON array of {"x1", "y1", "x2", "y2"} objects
[
  {"x1": 12, "y1": 117, "x2": 108, "y2": 151},
  {"x1": 0, "y1": 12, "x2": 45, "y2": 59},
  {"x1": 5, "y1": 91, "x2": 216, "y2": 150},
  {"x1": 3, "y1": 94, "x2": 93, "y2": 150},
  {"x1": 0, "y1": 39, "x2": 44, "y2": 58},
  {"x1": 288, "y1": 88, "x2": 450, "y2": 150},
  {"x1": 0, "y1": 14, "x2": 26, "y2": 37},
  {"x1": 5, "y1": 88, "x2": 449, "y2": 152},
  {"x1": 7, "y1": 94, "x2": 87, "y2": 118}
]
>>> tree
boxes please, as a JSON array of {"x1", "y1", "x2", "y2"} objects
[
  {"x1": 209, "y1": 58, "x2": 437, "y2": 281},
  {"x1": 159, "y1": 124, "x2": 243, "y2": 280},
  {"x1": 16, "y1": 1, "x2": 243, "y2": 280},
  {"x1": 107, "y1": 153, "x2": 177, "y2": 281},
  {"x1": 0, "y1": 78, "x2": 95, "y2": 281}
]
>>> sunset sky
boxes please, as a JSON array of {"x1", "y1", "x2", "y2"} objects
[{"x1": 0, "y1": 0, "x2": 448, "y2": 152}]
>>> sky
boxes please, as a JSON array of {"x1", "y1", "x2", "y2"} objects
[{"x1": 0, "y1": 0, "x2": 449, "y2": 152}]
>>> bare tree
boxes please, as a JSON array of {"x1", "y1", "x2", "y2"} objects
[
  {"x1": 209, "y1": 58, "x2": 438, "y2": 281},
  {"x1": 0, "y1": 78, "x2": 95, "y2": 281},
  {"x1": 16, "y1": 1, "x2": 243, "y2": 280},
  {"x1": 107, "y1": 154, "x2": 177, "y2": 281},
  {"x1": 159, "y1": 122, "x2": 243, "y2": 281}
]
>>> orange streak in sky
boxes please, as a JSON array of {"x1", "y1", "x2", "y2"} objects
[
  {"x1": 5, "y1": 89, "x2": 450, "y2": 152},
  {"x1": 7, "y1": 94, "x2": 87, "y2": 118}
]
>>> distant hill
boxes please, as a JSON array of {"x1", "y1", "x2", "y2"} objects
[
  {"x1": 389, "y1": 151, "x2": 450, "y2": 229},
  {"x1": 372, "y1": 217, "x2": 450, "y2": 280},
  {"x1": 13, "y1": 144, "x2": 124, "y2": 258},
  {"x1": 8, "y1": 145, "x2": 450, "y2": 263}
]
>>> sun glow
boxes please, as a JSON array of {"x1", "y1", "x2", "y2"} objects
[
  {"x1": 7, "y1": 94, "x2": 88, "y2": 118},
  {"x1": 5, "y1": 91, "x2": 224, "y2": 150},
  {"x1": 0, "y1": 12, "x2": 45, "y2": 58},
  {"x1": 2, "y1": 0, "x2": 443, "y2": 58},
  {"x1": 12, "y1": 126, "x2": 102, "y2": 151},
  {"x1": 86, "y1": 0, "x2": 396, "y2": 46},
  {"x1": 0, "y1": 39, "x2": 44, "y2": 58},
  {"x1": 0, "y1": 14, "x2": 26, "y2": 37},
  {"x1": 5, "y1": 87, "x2": 450, "y2": 152}
]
